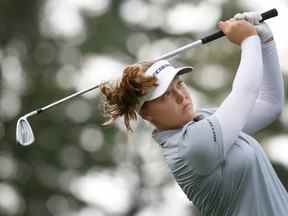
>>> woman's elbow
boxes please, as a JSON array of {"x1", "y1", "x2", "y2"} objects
[
  {"x1": 276, "y1": 93, "x2": 285, "y2": 116},
  {"x1": 272, "y1": 102, "x2": 283, "y2": 119}
]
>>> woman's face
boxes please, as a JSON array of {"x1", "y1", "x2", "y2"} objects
[{"x1": 141, "y1": 78, "x2": 195, "y2": 130}]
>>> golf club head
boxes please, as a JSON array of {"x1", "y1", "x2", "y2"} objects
[{"x1": 16, "y1": 116, "x2": 35, "y2": 146}]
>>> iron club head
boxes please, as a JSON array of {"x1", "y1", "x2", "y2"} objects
[{"x1": 16, "y1": 116, "x2": 35, "y2": 146}]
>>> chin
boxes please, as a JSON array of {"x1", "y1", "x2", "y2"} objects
[
  {"x1": 181, "y1": 114, "x2": 194, "y2": 126},
  {"x1": 186, "y1": 111, "x2": 195, "y2": 120}
]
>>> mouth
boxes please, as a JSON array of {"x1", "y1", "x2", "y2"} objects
[{"x1": 182, "y1": 103, "x2": 192, "y2": 111}]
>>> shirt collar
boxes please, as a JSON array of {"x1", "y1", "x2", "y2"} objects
[{"x1": 152, "y1": 114, "x2": 204, "y2": 147}]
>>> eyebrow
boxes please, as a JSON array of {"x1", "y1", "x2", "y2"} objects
[{"x1": 166, "y1": 77, "x2": 180, "y2": 92}]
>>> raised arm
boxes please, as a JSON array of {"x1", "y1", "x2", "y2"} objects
[
  {"x1": 213, "y1": 20, "x2": 263, "y2": 156},
  {"x1": 232, "y1": 12, "x2": 285, "y2": 134},
  {"x1": 178, "y1": 20, "x2": 264, "y2": 174},
  {"x1": 241, "y1": 40, "x2": 284, "y2": 134}
]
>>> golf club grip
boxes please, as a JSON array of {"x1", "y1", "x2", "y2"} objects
[{"x1": 201, "y1": 8, "x2": 278, "y2": 44}]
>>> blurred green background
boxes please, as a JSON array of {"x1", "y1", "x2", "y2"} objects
[{"x1": 0, "y1": 0, "x2": 287, "y2": 215}]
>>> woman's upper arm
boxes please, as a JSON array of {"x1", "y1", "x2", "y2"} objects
[
  {"x1": 180, "y1": 115, "x2": 224, "y2": 175},
  {"x1": 214, "y1": 88, "x2": 259, "y2": 156},
  {"x1": 241, "y1": 99, "x2": 282, "y2": 135}
]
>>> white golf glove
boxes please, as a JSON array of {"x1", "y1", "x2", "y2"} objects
[{"x1": 233, "y1": 12, "x2": 273, "y2": 43}]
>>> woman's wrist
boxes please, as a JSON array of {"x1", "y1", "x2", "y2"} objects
[{"x1": 241, "y1": 35, "x2": 261, "y2": 49}]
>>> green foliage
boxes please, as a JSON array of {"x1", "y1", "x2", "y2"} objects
[{"x1": 0, "y1": 0, "x2": 287, "y2": 215}]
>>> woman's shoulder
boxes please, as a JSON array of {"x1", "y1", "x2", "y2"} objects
[
  {"x1": 190, "y1": 107, "x2": 218, "y2": 122},
  {"x1": 152, "y1": 107, "x2": 218, "y2": 145},
  {"x1": 197, "y1": 107, "x2": 218, "y2": 116}
]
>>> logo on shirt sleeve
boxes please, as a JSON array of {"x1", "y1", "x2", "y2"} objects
[{"x1": 207, "y1": 119, "x2": 217, "y2": 142}]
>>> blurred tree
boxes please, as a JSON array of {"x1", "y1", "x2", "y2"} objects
[{"x1": 0, "y1": 0, "x2": 287, "y2": 216}]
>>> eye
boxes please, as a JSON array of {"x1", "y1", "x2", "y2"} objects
[
  {"x1": 164, "y1": 90, "x2": 171, "y2": 97},
  {"x1": 178, "y1": 80, "x2": 185, "y2": 87},
  {"x1": 155, "y1": 90, "x2": 170, "y2": 102}
]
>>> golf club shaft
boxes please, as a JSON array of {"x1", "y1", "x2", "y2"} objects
[
  {"x1": 26, "y1": 83, "x2": 103, "y2": 117},
  {"x1": 154, "y1": 40, "x2": 202, "y2": 62},
  {"x1": 156, "y1": 8, "x2": 278, "y2": 61}
]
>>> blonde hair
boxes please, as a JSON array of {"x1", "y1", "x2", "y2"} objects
[{"x1": 100, "y1": 62, "x2": 157, "y2": 131}]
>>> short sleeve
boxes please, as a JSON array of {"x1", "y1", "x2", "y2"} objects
[{"x1": 179, "y1": 114, "x2": 225, "y2": 175}]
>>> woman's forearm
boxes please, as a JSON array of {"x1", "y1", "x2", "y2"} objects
[
  {"x1": 241, "y1": 40, "x2": 284, "y2": 134},
  {"x1": 258, "y1": 40, "x2": 284, "y2": 106},
  {"x1": 232, "y1": 35, "x2": 263, "y2": 92}
]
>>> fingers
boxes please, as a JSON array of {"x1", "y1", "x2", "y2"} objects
[
  {"x1": 217, "y1": 20, "x2": 257, "y2": 45},
  {"x1": 217, "y1": 20, "x2": 239, "y2": 34},
  {"x1": 217, "y1": 20, "x2": 232, "y2": 33},
  {"x1": 232, "y1": 12, "x2": 273, "y2": 43},
  {"x1": 233, "y1": 13, "x2": 245, "y2": 20},
  {"x1": 227, "y1": 11, "x2": 273, "y2": 44},
  {"x1": 217, "y1": 20, "x2": 226, "y2": 31},
  {"x1": 233, "y1": 12, "x2": 261, "y2": 25},
  {"x1": 217, "y1": 20, "x2": 255, "y2": 33}
]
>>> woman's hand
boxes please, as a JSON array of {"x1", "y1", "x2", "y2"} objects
[
  {"x1": 233, "y1": 12, "x2": 273, "y2": 44},
  {"x1": 218, "y1": 20, "x2": 257, "y2": 45}
]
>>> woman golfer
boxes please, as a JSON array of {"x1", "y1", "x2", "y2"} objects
[{"x1": 100, "y1": 12, "x2": 287, "y2": 215}]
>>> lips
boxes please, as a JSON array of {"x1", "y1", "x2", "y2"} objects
[{"x1": 182, "y1": 103, "x2": 192, "y2": 111}]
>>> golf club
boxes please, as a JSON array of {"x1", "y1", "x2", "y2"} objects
[
  {"x1": 154, "y1": 8, "x2": 278, "y2": 61},
  {"x1": 16, "y1": 8, "x2": 278, "y2": 146},
  {"x1": 16, "y1": 83, "x2": 104, "y2": 146}
]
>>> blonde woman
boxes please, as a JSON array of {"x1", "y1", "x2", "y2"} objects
[{"x1": 100, "y1": 13, "x2": 287, "y2": 215}]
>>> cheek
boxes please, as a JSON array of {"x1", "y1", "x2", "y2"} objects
[
  {"x1": 154, "y1": 104, "x2": 174, "y2": 115},
  {"x1": 150, "y1": 101, "x2": 177, "y2": 117}
]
